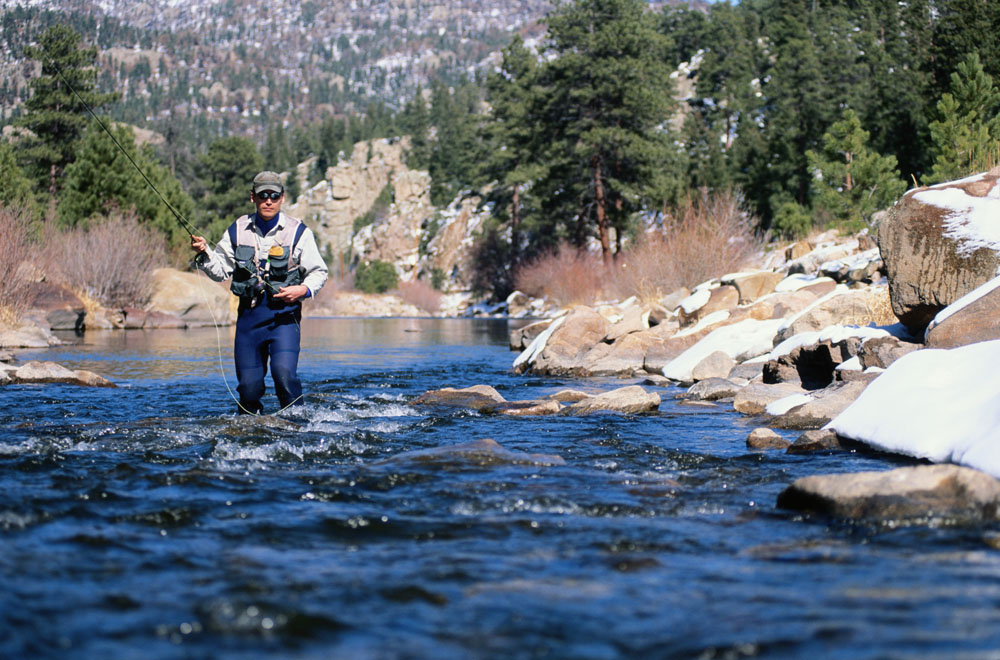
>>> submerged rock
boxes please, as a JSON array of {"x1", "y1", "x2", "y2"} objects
[
  {"x1": 9, "y1": 360, "x2": 115, "y2": 387},
  {"x1": 378, "y1": 438, "x2": 565, "y2": 468},
  {"x1": 777, "y1": 464, "x2": 1000, "y2": 523},
  {"x1": 411, "y1": 385, "x2": 506, "y2": 411}
]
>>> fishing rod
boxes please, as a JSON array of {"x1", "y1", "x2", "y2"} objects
[{"x1": 43, "y1": 54, "x2": 198, "y2": 237}]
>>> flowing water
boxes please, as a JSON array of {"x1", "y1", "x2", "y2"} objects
[{"x1": 3, "y1": 318, "x2": 1000, "y2": 660}]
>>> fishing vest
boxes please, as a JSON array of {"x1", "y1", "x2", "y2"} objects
[{"x1": 228, "y1": 213, "x2": 307, "y2": 301}]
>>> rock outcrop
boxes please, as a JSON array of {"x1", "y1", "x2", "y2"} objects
[{"x1": 878, "y1": 169, "x2": 1000, "y2": 333}]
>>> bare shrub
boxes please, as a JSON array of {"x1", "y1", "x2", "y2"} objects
[
  {"x1": 609, "y1": 189, "x2": 763, "y2": 301},
  {"x1": 513, "y1": 244, "x2": 610, "y2": 306},
  {"x1": 44, "y1": 213, "x2": 167, "y2": 308},
  {"x1": 392, "y1": 279, "x2": 443, "y2": 314},
  {"x1": 0, "y1": 205, "x2": 36, "y2": 323}
]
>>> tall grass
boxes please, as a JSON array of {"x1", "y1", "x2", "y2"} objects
[
  {"x1": 0, "y1": 205, "x2": 36, "y2": 324},
  {"x1": 392, "y1": 279, "x2": 443, "y2": 314},
  {"x1": 514, "y1": 189, "x2": 762, "y2": 306},
  {"x1": 43, "y1": 213, "x2": 167, "y2": 308}
]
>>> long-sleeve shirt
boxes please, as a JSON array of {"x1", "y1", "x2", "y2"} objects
[{"x1": 195, "y1": 212, "x2": 329, "y2": 298}]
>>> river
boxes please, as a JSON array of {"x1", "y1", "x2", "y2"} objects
[{"x1": 2, "y1": 318, "x2": 1000, "y2": 659}]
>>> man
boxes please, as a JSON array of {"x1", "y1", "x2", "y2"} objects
[{"x1": 191, "y1": 171, "x2": 328, "y2": 414}]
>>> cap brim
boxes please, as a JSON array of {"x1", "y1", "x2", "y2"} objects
[{"x1": 254, "y1": 185, "x2": 283, "y2": 194}]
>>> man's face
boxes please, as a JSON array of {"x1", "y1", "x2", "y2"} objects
[{"x1": 252, "y1": 189, "x2": 284, "y2": 220}]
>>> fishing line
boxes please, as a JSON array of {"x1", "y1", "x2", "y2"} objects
[{"x1": 44, "y1": 53, "x2": 305, "y2": 416}]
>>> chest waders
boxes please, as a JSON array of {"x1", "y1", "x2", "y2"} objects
[{"x1": 229, "y1": 216, "x2": 308, "y2": 414}]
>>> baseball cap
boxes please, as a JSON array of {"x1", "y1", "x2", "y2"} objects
[{"x1": 252, "y1": 171, "x2": 283, "y2": 194}]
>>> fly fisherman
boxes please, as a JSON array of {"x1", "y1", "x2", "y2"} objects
[{"x1": 190, "y1": 171, "x2": 328, "y2": 414}]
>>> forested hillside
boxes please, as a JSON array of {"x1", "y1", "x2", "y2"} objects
[{"x1": 1, "y1": 0, "x2": 999, "y2": 305}]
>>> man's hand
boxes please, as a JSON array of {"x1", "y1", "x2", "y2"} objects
[
  {"x1": 190, "y1": 235, "x2": 209, "y2": 253},
  {"x1": 273, "y1": 284, "x2": 309, "y2": 303}
]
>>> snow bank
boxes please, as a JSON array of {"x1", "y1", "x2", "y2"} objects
[
  {"x1": 827, "y1": 339, "x2": 1000, "y2": 478},
  {"x1": 663, "y1": 318, "x2": 784, "y2": 382}
]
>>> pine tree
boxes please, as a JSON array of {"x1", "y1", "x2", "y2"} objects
[
  {"x1": 0, "y1": 141, "x2": 38, "y2": 215},
  {"x1": 14, "y1": 25, "x2": 119, "y2": 197},
  {"x1": 198, "y1": 136, "x2": 264, "y2": 233},
  {"x1": 398, "y1": 90, "x2": 431, "y2": 170},
  {"x1": 537, "y1": 0, "x2": 681, "y2": 263},
  {"x1": 927, "y1": 53, "x2": 1000, "y2": 183},
  {"x1": 806, "y1": 108, "x2": 907, "y2": 228},
  {"x1": 57, "y1": 121, "x2": 195, "y2": 247}
]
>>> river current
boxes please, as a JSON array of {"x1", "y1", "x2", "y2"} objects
[{"x1": 3, "y1": 318, "x2": 1000, "y2": 660}]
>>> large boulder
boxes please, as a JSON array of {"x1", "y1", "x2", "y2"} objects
[
  {"x1": 878, "y1": 169, "x2": 1000, "y2": 333},
  {"x1": 662, "y1": 318, "x2": 784, "y2": 383},
  {"x1": 924, "y1": 279, "x2": 1000, "y2": 349},
  {"x1": 514, "y1": 306, "x2": 610, "y2": 375},
  {"x1": 777, "y1": 464, "x2": 1000, "y2": 523},
  {"x1": 678, "y1": 285, "x2": 739, "y2": 327},
  {"x1": 774, "y1": 287, "x2": 882, "y2": 344},
  {"x1": 411, "y1": 385, "x2": 506, "y2": 411},
  {"x1": 721, "y1": 271, "x2": 785, "y2": 305},
  {"x1": 10, "y1": 360, "x2": 115, "y2": 387},
  {"x1": 0, "y1": 321, "x2": 59, "y2": 348},
  {"x1": 147, "y1": 268, "x2": 232, "y2": 326},
  {"x1": 768, "y1": 378, "x2": 876, "y2": 430}
]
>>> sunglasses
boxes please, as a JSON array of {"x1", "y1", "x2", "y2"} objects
[{"x1": 255, "y1": 190, "x2": 282, "y2": 201}]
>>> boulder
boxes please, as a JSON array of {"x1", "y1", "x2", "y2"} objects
[
  {"x1": 506, "y1": 290, "x2": 531, "y2": 318},
  {"x1": 120, "y1": 307, "x2": 147, "y2": 329},
  {"x1": 581, "y1": 331, "x2": 660, "y2": 376},
  {"x1": 515, "y1": 306, "x2": 610, "y2": 375},
  {"x1": 878, "y1": 170, "x2": 1000, "y2": 333},
  {"x1": 745, "y1": 290, "x2": 819, "y2": 322},
  {"x1": 495, "y1": 400, "x2": 562, "y2": 416},
  {"x1": 774, "y1": 288, "x2": 881, "y2": 343},
  {"x1": 411, "y1": 385, "x2": 506, "y2": 411},
  {"x1": 678, "y1": 285, "x2": 739, "y2": 327},
  {"x1": 777, "y1": 464, "x2": 1000, "y2": 523},
  {"x1": 509, "y1": 319, "x2": 553, "y2": 351},
  {"x1": 686, "y1": 377, "x2": 741, "y2": 402},
  {"x1": 663, "y1": 318, "x2": 784, "y2": 383},
  {"x1": 746, "y1": 428, "x2": 791, "y2": 450},
  {"x1": 604, "y1": 304, "x2": 647, "y2": 342},
  {"x1": 785, "y1": 429, "x2": 844, "y2": 453},
  {"x1": 763, "y1": 338, "x2": 863, "y2": 389},
  {"x1": 770, "y1": 378, "x2": 875, "y2": 430},
  {"x1": 45, "y1": 308, "x2": 86, "y2": 332},
  {"x1": 721, "y1": 271, "x2": 785, "y2": 305},
  {"x1": 147, "y1": 268, "x2": 232, "y2": 326},
  {"x1": 733, "y1": 381, "x2": 808, "y2": 415},
  {"x1": 924, "y1": 281, "x2": 1000, "y2": 349},
  {"x1": 729, "y1": 361, "x2": 764, "y2": 381},
  {"x1": 10, "y1": 360, "x2": 115, "y2": 387},
  {"x1": 561, "y1": 385, "x2": 661, "y2": 415},
  {"x1": 691, "y1": 350, "x2": 737, "y2": 382},
  {"x1": 857, "y1": 336, "x2": 921, "y2": 369},
  {"x1": 544, "y1": 389, "x2": 592, "y2": 403},
  {"x1": 144, "y1": 311, "x2": 187, "y2": 329},
  {"x1": 785, "y1": 240, "x2": 813, "y2": 261},
  {"x1": 0, "y1": 321, "x2": 59, "y2": 348}
]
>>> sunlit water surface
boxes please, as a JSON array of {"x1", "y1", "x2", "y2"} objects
[{"x1": 3, "y1": 318, "x2": 1000, "y2": 660}]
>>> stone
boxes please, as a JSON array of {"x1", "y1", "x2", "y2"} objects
[
  {"x1": 691, "y1": 350, "x2": 737, "y2": 382},
  {"x1": 659, "y1": 287, "x2": 690, "y2": 313},
  {"x1": 771, "y1": 379, "x2": 875, "y2": 430},
  {"x1": 722, "y1": 271, "x2": 785, "y2": 305},
  {"x1": 686, "y1": 377, "x2": 741, "y2": 401},
  {"x1": 733, "y1": 382, "x2": 809, "y2": 415},
  {"x1": 517, "y1": 306, "x2": 610, "y2": 375},
  {"x1": 561, "y1": 385, "x2": 661, "y2": 415},
  {"x1": 9, "y1": 361, "x2": 114, "y2": 387},
  {"x1": 729, "y1": 361, "x2": 764, "y2": 381},
  {"x1": 646, "y1": 303, "x2": 671, "y2": 326},
  {"x1": 763, "y1": 338, "x2": 864, "y2": 390},
  {"x1": 378, "y1": 438, "x2": 565, "y2": 468},
  {"x1": 785, "y1": 429, "x2": 844, "y2": 453},
  {"x1": 506, "y1": 290, "x2": 531, "y2": 318},
  {"x1": 746, "y1": 428, "x2": 791, "y2": 450},
  {"x1": 777, "y1": 464, "x2": 1000, "y2": 523},
  {"x1": 878, "y1": 170, "x2": 1000, "y2": 333},
  {"x1": 411, "y1": 385, "x2": 506, "y2": 411},
  {"x1": 774, "y1": 288, "x2": 881, "y2": 344},
  {"x1": 582, "y1": 332, "x2": 661, "y2": 376},
  {"x1": 925, "y1": 283, "x2": 1000, "y2": 349},
  {"x1": 605, "y1": 304, "x2": 647, "y2": 342},
  {"x1": 0, "y1": 322, "x2": 58, "y2": 349},
  {"x1": 857, "y1": 336, "x2": 921, "y2": 370},
  {"x1": 509, "y1": 319, "x2": 553, "y2": 351},
  {"x1": 148, "y1": 268, "x2": 233, "y2": 326},
  {"x1": 121, "y1": 307, "x2": 147, "y2": 329},
  {"x1": 544, "y1": 389, "x2": 591, "y2": 403},
  {"x1": 785, "y1": 240, "x2": 813, "y2": 261},
  {"x1": 745, "y1": 290, "x2": 819, "y2": 322},
  {"x1": 45, "y1": 308, "x2": 86, "y2": 332},
  {"x1": 678, "y1": 285, "x2": 739, "y2": 327},
  {"x1": 495, "y1": 400, "x2": 562, "y2": 416}
]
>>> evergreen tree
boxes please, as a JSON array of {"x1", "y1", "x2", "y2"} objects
[
  {"x1": 398, "y1": 90, "x2": 431, "y2": 170},
  {"x1": 930, "y1": 0, "x2": 1000, "y2": 96},
  {"x1": 57, "y1": 121, "x2": 195, "y2": 247},
  {"x1": 198, "y1": 136, "x2": 264, "y2": 232},
  {"x1": 537, "y1": 0, "x2": 681, "y2": 262},
  {"x1": 806, "y1": 108, "x2": 907, "y2": 228},
  {"x1": 927, "y1": 52, "x2": 1000, "y2": 183},
  {"x1": 428, "y1": 80, "x2": 479, "y2": 206},
  {"x1": 15, "y1": 25, "x2": 119, "y2": 197},
  {"x1": 0, "y1": 141, "x2": 38, "y2": 215}
]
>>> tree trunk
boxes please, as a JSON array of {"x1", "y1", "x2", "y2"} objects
[{"x1": 592, "y1": 154, "x2": 611, "y2": 264}]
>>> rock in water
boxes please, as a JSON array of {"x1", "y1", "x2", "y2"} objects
[
  {"x1": 561, "y1": 386, "x2": 660, "y2": 415},
  {"x1": 777, "y1": 464, "x2": 1000, "y2": 523},
  {"x1": 411, "y1": 385, "x2": 506, "y2": 411},
  {"x1": 377, "y1": 438, "x2": 565, "y2": 468}
]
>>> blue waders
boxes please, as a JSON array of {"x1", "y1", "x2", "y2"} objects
[{"x1": 234, "y1": 299, "x2": 302, "y2": 414}]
